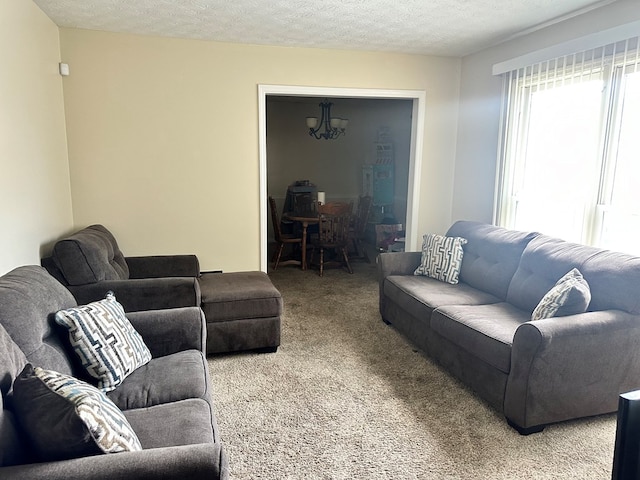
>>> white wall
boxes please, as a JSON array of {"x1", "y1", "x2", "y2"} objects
[
  {"x1": 0, "y1": 0, "x2": 73, "y2": 275},
  {"x1": 453, "y1": 0, "x2": 640, "y2": 224}
]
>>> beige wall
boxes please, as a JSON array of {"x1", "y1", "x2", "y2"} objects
[
  {"x1": 59, "y1": 29, "x2": 461, "y2": 271},
  {"x1": 0, "y1": 0, "x2": 73, "y2": 275},
  {"x1": 453, "y1": 0, "x2": 640, "y2": 224},
  {"x1": 3, "y1": 2, "x2": 632, "y2": 277}
]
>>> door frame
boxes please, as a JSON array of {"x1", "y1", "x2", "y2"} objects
[{"x1": 258, "y1": 84, "x2": 426, "y2": 272}]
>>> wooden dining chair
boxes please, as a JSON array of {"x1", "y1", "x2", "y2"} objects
[
  {"x1": 269, "y1": 196, "x2": 302, "y2": 270},
  {"x1": 317, "y1": 201, "x2": 352, "y2": 216},
  {"x1": 309, "y1": 206, "x2": 353, "y2": 277},
  {"x1": 350, "y1": 195, "x2": 372, "y2": 262}
]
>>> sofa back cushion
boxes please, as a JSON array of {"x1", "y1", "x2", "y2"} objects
[
  {"x1": 52, "y1": 225, "x2": 130, "y2": 286},
  {"x1": 506, "y1": 235, "x2": 601, "y2": 312},
  {"x1": 445, "y1": 221, "x2": 538, "y2": 300},
  {"x1": 0, "y1": 323, "x2": 30, "y2": 466},
  {"x1": 581, "y1": 249, "x2": 640, "y2": 314},
  {"x1": 0, "y1": 266, "x2": 77, "y2": 376}
]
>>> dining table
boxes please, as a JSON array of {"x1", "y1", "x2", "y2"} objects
[{"x1": 282, "y1": 212, "x2": 319, "y2": 270}]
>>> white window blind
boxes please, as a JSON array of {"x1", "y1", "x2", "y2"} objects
[{"x1": 495, "y1": 36, "x2": 640, "y2": 254}]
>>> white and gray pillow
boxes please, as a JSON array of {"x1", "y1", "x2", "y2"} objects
[
  {"x1": 414, "y1": 234, "x2": 467, "y2": 285},
  {"x1": 54, "y1": 292, "x2": 151, "y2": 392},
  {"x1": 12, "y1": 364, "x2": 142, "y2": 461},
  {"x1": 531, "y1": 268, "x2": 591, "y2": 320}
]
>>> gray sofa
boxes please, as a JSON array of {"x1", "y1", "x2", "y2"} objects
[
  {"x1": 378, "y1": 220, "x2": 640, "y2": 434},
  {"x1": 41, "y1": 224, "x2": 282, "y2": 355},
  {"x1": 0, "y1": 265, "x2": 229, "y2": 479}
]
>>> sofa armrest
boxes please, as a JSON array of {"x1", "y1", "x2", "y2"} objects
[
  {"x1": 505, "y1": 310, "x2": 640, "y2": 430},
  {"x1": 0, "y1": 442, "x2": 228, "y2": 480},
  {"x1": 67, "y1": 277, "x2": 201, "y2": 312},
  {"x1": 377, "y1": 252, "x2": 422, "y2": 279},
  {"x1": 126, "y1": 255, "x2": 200, "y2": 279},
  {"x1": 127, "y1": 307, "x2": 207, "y2": 356},
  {"x1": 377, "y1": 252, "x2": 422, "y2": 317}
]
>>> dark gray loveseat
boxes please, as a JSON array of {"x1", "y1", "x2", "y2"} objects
[
  {"x1": 0, "y1": 265, "x2": 228, "y2": 479},
  {"x1": 379, "y1": 220, "x2": 640, "y2": 434}
]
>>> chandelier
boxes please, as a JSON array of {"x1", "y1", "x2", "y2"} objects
[{"x1": 305, "y1": 99, "x2": 348, "y2": 140}]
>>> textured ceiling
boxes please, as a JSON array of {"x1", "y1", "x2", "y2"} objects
[{"x1": 33, "y1": 0, "x2": 613, "y2": 56}]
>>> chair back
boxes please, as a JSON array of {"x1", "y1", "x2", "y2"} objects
[
  {"x1": 268, "y1": 196, "x2": 284, "y2": 242},
  {"x1": 51, "y1": 224, "x2": 130, "y2": 286},
  {"x1": 317, "y1": 212, "x2": 351, "y2": 247},
  {"x1": 318, "y1": 201, "x2": 352, "y2": 216},
  {"x1": 354, "y1": 196, "x2": 372, "y2": 237}
]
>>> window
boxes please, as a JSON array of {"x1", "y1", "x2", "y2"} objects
[{"x1": 496, "y1": 37, "x2": 640, "y2": 255}]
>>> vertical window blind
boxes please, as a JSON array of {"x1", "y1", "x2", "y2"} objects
[{"x1": 495, "y1": 36, "x2": 640, "y2": 255}]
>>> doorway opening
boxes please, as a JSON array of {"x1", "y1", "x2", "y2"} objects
[{"x1": 258, "y1": 85, "x2": 426, "y2": 272}]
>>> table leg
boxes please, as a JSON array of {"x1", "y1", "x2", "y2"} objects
[{"x1": 301, "y1": 221, "x2": 308, "y2": 270}]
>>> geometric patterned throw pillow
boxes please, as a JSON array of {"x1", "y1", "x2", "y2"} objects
[
  {"x1": 55, "y1": 292, "x2": 151, "y2": 392},
  {"x1": 414, "y1": 234, "x2": 467, "y2": 285},
  {"x1": 12, "y1": 364, "x2": 142, "y2": 461},
  {"x1": 531, "y1": 268, "x2": 591, "y2": 320}
]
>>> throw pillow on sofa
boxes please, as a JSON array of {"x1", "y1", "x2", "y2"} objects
[
  {"x1": 531, "y1": 268, "x2": 591, "y2": 320},
  {"x1": 414, "y1": 234, "x2": 467, "y2": 285},
  {"x1": 12, "y1": 364, "x2": 142, "y2": 461},
  {"x1": 54, "y1": 292, "x2": 151, "y2": 392}
]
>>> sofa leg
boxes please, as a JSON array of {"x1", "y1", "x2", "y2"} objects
[
  {"x1": 507, "y1": 419, "x2": 545, "y2": 435},
  {"x1": 255, "y1": 346, "x2": 278, "y2": 354}
]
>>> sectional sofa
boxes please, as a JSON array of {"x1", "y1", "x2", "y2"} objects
[
  {"x1": 378, "y1": 220, "x2": 640, "y2": 434},
  {"x1": 0, "y1": 265, "x2": 228, "y2": 479}
]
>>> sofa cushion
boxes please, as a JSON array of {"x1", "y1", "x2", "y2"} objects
[
  {"x1": 200, "y1": 271, "x2": 282, "y2": 322},
  {"x1": 107, "y1": 350, "x2": 209, "y2": 410},
  {"x1": 124, "y1": 398, "x2": 216, "y2": 449},
  {"x1": 431, "y1": 303, "x2": 531, "y2": 373},
  {"x1": 52, "y1": 225, "x2": 130, "y2": 286},
  {"x1": 0, "y1": 266, "x2": 78, "y2": 376},
  {"x1": 0, "y1": 394, "x2": 31, "y2": 467},
  {"x1": 12, "y1": 365, "x2": 142, "y2": 462},
  {"x1": 506, "y1": 234, "x2": 602, "y2": 313},
  {"x1": 0, "y1": 324, "x2": 30, "y2": 467},
  {"x1": 55, "y1": 293, "x2": 152, "y2": 392},
  {"x1": 582, "y1": 249, "x2": 640, "y2": 314},
  {"x1": 531, "y1": 268, "x2": 591, "y2": 320},
  {"x1": 445, "y1": 221, "x2": 538, "y2": 300},
  {"x1": 0, "y1": 324, "x2": 27, "y2": 398},
  {"x1": 384, "y1": 275, "x2": 501, "y2": 323},
  {"x1": 414, "y1": 234, "x2": 467, "y2": 284}
]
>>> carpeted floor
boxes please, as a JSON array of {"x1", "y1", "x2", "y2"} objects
[{"x1": 208, "y1": 259, "x2": 617, "y2": 479}]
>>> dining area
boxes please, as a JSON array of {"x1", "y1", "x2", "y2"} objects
[{"x1": 268, "y1": 186, "x2": 372, "y2": 277}]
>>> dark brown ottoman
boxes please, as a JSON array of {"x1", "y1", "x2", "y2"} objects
[{"x1": 199, "y1": 271, "x2": 282, "y2": 355}]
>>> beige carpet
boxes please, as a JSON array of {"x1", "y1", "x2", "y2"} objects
[{"x1": 208, "y1": 260, "x2": 617, "y2": 479}]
